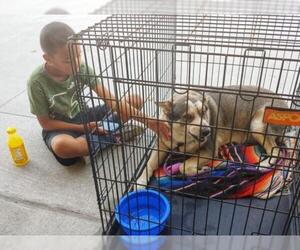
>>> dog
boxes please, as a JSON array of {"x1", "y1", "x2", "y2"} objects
[{"x1": 137, "y1": 85, "x2": 289, "y2": 187}]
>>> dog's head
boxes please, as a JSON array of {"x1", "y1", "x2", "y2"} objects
[{"x1": 159, "y1": 90, "x2": 211, "y2": 148}]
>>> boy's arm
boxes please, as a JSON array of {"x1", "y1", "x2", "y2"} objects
[
  {"x1": 37, "y1": 115, "x2": 84, "y2": 132},
  {"x1": 37, "y1": 115, "x2": 105, "y2": 134},
  {"x1": 93, "y1": 84, "x2": 170, "y2": 139}
]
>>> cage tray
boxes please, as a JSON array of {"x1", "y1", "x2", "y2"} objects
[{"x1": 109, "y1": 191, "x2": 297, "y2": 235}]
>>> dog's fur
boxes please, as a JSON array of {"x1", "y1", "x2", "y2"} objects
[{"x1": 137, "y1": 86, "x2": 288, "y2": 187}]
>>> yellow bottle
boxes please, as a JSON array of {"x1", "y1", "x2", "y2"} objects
[{"x1": 7, "y1": 127, "x2": 29, "y2": 167}]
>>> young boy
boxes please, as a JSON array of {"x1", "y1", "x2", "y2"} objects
[{"x1": 27, "y1": 21, "x2": 169, "y2": 166}]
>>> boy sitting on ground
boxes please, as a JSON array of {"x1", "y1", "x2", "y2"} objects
[{"x1": 27, "y1": 21, "x2": 169, "y2": 166}]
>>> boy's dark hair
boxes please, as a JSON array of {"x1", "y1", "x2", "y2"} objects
[{"x1": 40, "y1": 21, "x2": 75, "y2": 55}]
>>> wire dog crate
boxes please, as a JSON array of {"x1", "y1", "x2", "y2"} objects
[{"x1": 69, "y1": 14, "x2": 300, "y2": 235}]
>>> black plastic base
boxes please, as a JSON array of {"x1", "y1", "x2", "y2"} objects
[{"x1": 109, "y1": 192, "x2": 294, "y2": 235}]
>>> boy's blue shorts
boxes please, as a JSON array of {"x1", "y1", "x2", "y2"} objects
[{"x1": 42, "y1": 105, "x2": 119, "y2": 166}]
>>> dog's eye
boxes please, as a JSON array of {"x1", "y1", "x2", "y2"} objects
[
  {"x1": 183, "y1": 114, "x2": 194, "y2": 122},
  {"x1": 201, "y1": 105, "x2": 207, "y2": 115},
  {"x1": 168, "y1": 112, "x2": 180, "y2": 121}
]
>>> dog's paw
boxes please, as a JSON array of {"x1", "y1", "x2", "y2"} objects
[
  {"x1": 179, "y1": 163, "x2": 199, "y2": 176},
  {"x1": 260, "y1": 148, "x2": 280, "y2": 168},
  {"x1": 136, "y1": 178, "x2": 148, "y2": 189},
  {"x1": 269, "y1": 156, "x2": 278, "y2": 165},
  {"x1": 136, "y1": 177, "x2": 148, "y2": 189},
  {"x1": 262, "y1": 147, "x2": 280, "y2": 166},
  {"x1": 134, "y1": 184, "x2": 146, "y2": 191},
  {"x1": 178, "y1": 163, "x2": 211, "y2": 176},
  {"x1": 136, "y1": 170, "x2": 151, "y2": 189},
  {"x1": 201, "y1": 166, "x2": 212, "y2": 173},
  {"x1": 259, "y1": 156, "x2": 277, "y2": 168}
]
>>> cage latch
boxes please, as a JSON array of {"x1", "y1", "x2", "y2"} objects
[{"x1": 96, "y1": 38, "x2": 109, "y2": 50}]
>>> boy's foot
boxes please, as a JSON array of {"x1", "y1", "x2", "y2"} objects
[{"x1": 82, "y1": 155, "x2": 91, "y2": 165}]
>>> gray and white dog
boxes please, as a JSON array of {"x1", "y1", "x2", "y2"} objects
[{"x1": 137, "y1": 85, "x2": 288, "y2": 187}]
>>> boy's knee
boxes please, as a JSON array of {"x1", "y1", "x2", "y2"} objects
[{"x1": 51, "y1": 136, "x2": 73, "y2": 158}]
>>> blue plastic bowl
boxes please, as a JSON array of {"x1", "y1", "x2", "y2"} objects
[{"x1": 115, "y1": 189, "x2": 170, "y2": 235}]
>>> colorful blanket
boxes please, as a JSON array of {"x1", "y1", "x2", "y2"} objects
[{"x1": 149, "y1": 138, "x2": 297, "y2": 199}]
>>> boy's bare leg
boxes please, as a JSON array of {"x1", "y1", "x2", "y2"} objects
[{"x1": 51, "y1": 134, "x2": 89, "y2": 158}]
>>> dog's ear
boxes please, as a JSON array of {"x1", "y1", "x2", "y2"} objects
[
  {"x1": 156, "y1": 100, "x2": 172, "y2": 114},
  {"x1": 203, "y1": 95, "x2": 209, "y2": 105},
  {"x1": 195, "y1": 94, "x2": 209, "y2": 113}
]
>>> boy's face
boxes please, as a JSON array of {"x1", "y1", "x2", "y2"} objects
[{"x1": 44, "y1": 44, "x2": 81, "y2": 78}]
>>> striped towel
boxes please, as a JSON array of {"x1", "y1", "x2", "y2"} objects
[{"x1": 149, "y1": 138, "x2": 297, "y2": 199}]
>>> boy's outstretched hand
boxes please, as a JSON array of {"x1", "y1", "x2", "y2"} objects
[
  {"x1": 86, "y1": 118, "x2": 171, "y2": 140},
  {"x1": 148, "y1": 118, "x2": 171, "y2": 140},
  {"x1": 87, "y1": 122, "x2": 108, "y2": 135}
]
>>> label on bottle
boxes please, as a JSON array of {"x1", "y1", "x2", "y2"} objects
[
  {"x1": 9, "y1": 144, "x2": 29, "y2": 166},
  {"x1": 14, "y1": 148, "x2": 23, "y2": 161}
]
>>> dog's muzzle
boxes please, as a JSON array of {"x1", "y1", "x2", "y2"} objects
[{"x1": 189, "y1": 127, "x2": 211, "y2": 142}]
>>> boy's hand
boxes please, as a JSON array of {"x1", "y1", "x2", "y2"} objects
[
  {"x1": 148, "y1": 119, "x2": 171, "y2": 140},
  {"x1": 86, "y1": 122, "x2": 108, "y2": 135}
]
